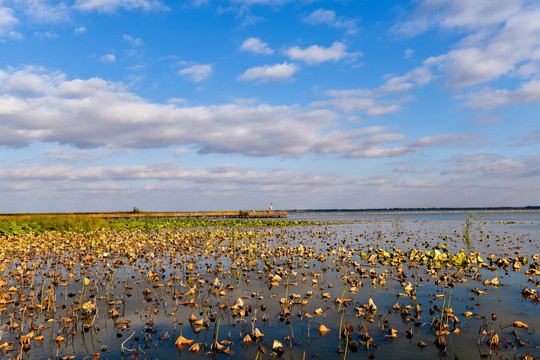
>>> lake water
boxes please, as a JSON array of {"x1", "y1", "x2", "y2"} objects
[{"x1": 3, "y1": 210, "x2": 539, "y2": 360}]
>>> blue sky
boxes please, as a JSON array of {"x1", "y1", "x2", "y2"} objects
[{"x1": 0, "y1": 0, "x2": 539, "y2": 212}]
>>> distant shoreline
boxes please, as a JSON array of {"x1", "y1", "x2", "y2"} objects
[
  {"x1": 0, "y1": 206, "x2": 538, "y2": 217},
  {"x1": 287, "y1": 206, "x2": 540, "y2": 215}
]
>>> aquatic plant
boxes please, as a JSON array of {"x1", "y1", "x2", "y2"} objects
[{"x1": 0, "y1": 215, "x2": 538, "y2": 359}]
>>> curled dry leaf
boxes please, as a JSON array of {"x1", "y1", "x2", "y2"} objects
[
  {"x1": 513, "y1": 321, "x2": 529, "y2": 329},
  {"x1": 242, "y1": 333, "x2": 252, "y2": 346},
  {"x1": 487, "y1": 332, "x2": 499, "y2": 347},
  {"x1": 318, "y1": 324, "x2": 330, "y2": 336},
  {"x1": 252, "y1": 328, "x2": 265, "y2": 339},
  {"x1": 272, "y1": 339, "x2": 283, "y2": 352},
  {"x1": 175, "y1": 336, "x2": 194, "y2": 351}
]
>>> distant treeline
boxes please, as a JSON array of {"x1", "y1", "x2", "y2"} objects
[{"x1": 288, "y1": 206, "x2": 540, "y2": 213}]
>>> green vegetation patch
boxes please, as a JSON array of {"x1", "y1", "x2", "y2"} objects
[{"x1": 0, "y1": 215, "x2": 321, "y2": 235}]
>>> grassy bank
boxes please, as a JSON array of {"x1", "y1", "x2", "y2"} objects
[{"x1": 0, "y1": 214, "x2": 319, "y2": 235}]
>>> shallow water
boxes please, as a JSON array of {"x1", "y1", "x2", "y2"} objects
[{"x1": 1, "y1": 211, "x2": 539, "y2": 360}]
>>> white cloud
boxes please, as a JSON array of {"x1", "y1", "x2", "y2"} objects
[
  {"x1": 303, "y1": 9, "x2": 357, "y2": 34},
  {"x1": 303, "y1": 8, "x2": 335, "y2": 24},
  {"x1": 438, "y1": 0, "x2": 523, "y2": 30},
  {"x1": 238, "y1": 62, "x2": 298, "y2": 83},
  {"x1": 0, "y1": 65, "x2": 64, "y2": 95},
  {"x1": 0, "y1": 66, "x2": 434, "y2": 159},
  {"x1": 179, "y1": 64, "x2": 213, "y2": 83},
  {"x1": 34, "y1": 30, "x2": 58, "y2": 39},
  {"x1": 190, "y1": 0, "x2": 209, "y2": 6},
  {"x1": 74, "y1": 0, "x2": 168, "y2": 12},
  {"x1": 0, "y1": 6, "x2": 18, "y2": 36},
  {"x1": 43, "y1": 148, "x2": 96, "y2": 162},
  {"x1": 313, "y1": 97, "x2": 402, "y2": 117},
  {"x1": 284, "y1": 42, "x2": 353, "y2": 65},
  {"x1": 240, "y1": 37, "x2": 274, "y2": 55},
  {"x1": 404, "y1": 48, "x2": 413, "y2": 59},
  {"x1": 442, "y1": 157, "x2": 528, "y2": 176},
  {"x1": 231, "y1": 0, "x2": 291, "y2": 5},
  {"x1": 392, "y1": 0, "x2": 524, "y2": 36},
  {"x1": 377, "y1": 67, "x2": 432, "y2": 94},
  {"x1": 123, "y1": 34, "x2": 143, "y2": 46},
  {"x1": 0, "y1": 162, "x2": 361, "y2": 211},
  {"x1": 22, "y1": 0, "x2": 71, "y2": 23},
  {"x1": 399, "y1": 1, "x2": 540, "y2": 92},
  {"x1": 410, "y1": 134, "x2": 485, "y2": 148},
  {"x1": 425, "y1": 47, "x2": 513, "y2": 89},
  {"x1": 100, "y1": 54, "x2": 116, "y2": 63},
  {"x1": 465, "y1": 80, "x2": 540, "y2": 108},
  {"x1": 167, "y1": 97, "x2": 188, "y2": 105},
  {"x1": 319, "y1": 67, "x2": 432, "y2": 116},
  {"x1": 0, "y1": 5, "x2": 23, "y2": 40},
  {"x1": 74, "y1": 26, "x2": 87, "y2": 34}
]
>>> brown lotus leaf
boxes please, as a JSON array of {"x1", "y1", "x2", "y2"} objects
[
  {"x1": 513, "y1": 321, "x2": 529, "y2": 329},
  {"x1": 242, "y1": 333, "x2": 252, "y2": 346},
  {"x1": 213, "y1": 341, "x2": 224, "y2": 351},
  {"x1": 252, "y1": 328, "x2": 265, "y2": 339},
  {"x1": 272, "y1": 339, "x2": 284, "y2": 352},
  {"x1": 189, "y1": 343, "x2": 201, "y2": 353},
  {"x1": 81, "y1": 301, "x2": 95, "y2": 313},
  {"x1": 174, "y1": 336, "x2": 194, "y2": 351},
  {"x1": 318, "y1": 324, "x2": 330, "y2": 336},
  {"x1": 487, "y1": 332, "x2": 499, "y2": 347}
]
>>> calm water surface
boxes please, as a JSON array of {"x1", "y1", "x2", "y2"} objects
[{"x1": 4, "y1": 210, "x2": 539, "y2": 360}]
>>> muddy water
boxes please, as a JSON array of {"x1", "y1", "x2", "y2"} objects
[{"x1": 2, "y1": 211, "x2": 539, "y2": 360}]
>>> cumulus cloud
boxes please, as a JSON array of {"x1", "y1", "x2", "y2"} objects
[
  {"x1": 0, "y1": 162, "x2": 343, "y2": 186},
  {"x1": 123, "y1": 34, "x2": 143, "y2": 46},
  {"x1": 238, "y1": 62, "x2": 298, "y2": 83},
  {"x1": 397, "y1": 0, "x2": 540, "y2": 93},
  {"x1": 43, "y1": 148, "x2": 97, "y2": 162},
  {"x1": 74, "y1": 0, "x2": 168, "y2": 12},
  {"x1": 100, "y1": 54, "x2": 116, "y2": 63},
  {"x1": 312, "y1": 97, "x2": 401, "y2": 117},
  {"x1": 231, "y1": 0, "x2": 291, "y2": 5},
  {"x1": 319, "y1": 67, "x2": 432, "y2": 117},
  {"x1": 2, "y1": 159, "x2": 405, "y2": 211},
  {"x1": 465, "y1": 80, "x2": 540, "y2": 108},
  {"x1": 424, "y1": 47, "x2": 513, "y2": 89},
  {"x1": 74, "y1": 26, "x2": 87, "y2": 34},
  {"x1": 178, "y1": 64, "x2": 213, "y2": 82},
  {"x1": 0, "y1": 6, "x2": 19, "y2": 38},
  {"x1": 284, "y1": 42, "x2": 354, "y2": 65},
  {"x1": 240, "y1": 37, "x2": 274, "y2": 55},
  {"x1": 0, "y1": 66, "x2": 438, "y2": 159},
  {"x1": 303, "y1": 9, "x2": 357, "y2": 34},
  {"x1": 410, "y1": 134, "x2": 486, "y2": 149},
  {"x1": 21, "y1": 0, "x2": 71, "y2": 23},
  {"x1": 441, "y1": 156, "x2": 529, "y2": 176},
  {"x1": 392, "y1": 0, "x2": 524, "y2": 36},
  {"x1": 377, "y1": 67, "x2": 432, "y2": 94}
]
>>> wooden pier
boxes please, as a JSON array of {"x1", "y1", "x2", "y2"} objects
[
  {"x1": 0, "y1": 210, "x2": 287, "y2": 220},
  {"x1": 86, "y1": 210, "x2": 288, "y2": 219}
]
